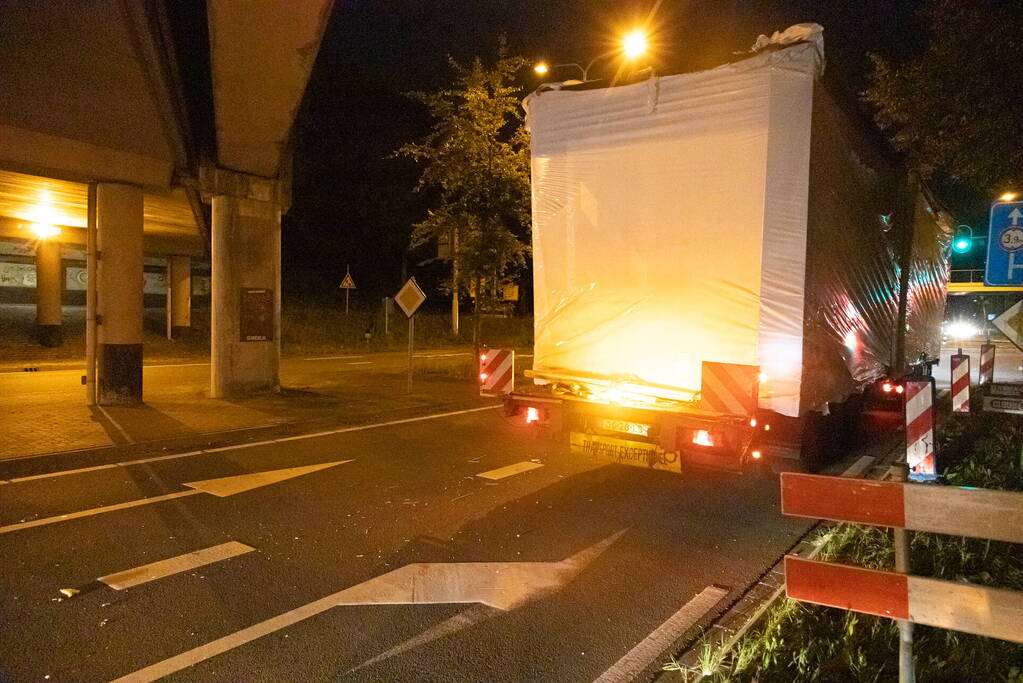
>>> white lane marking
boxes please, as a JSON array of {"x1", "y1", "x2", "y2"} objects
[
  {"x1": 346, "y1": 361, "x2": 372, "y2": 365},
  {"x1": 592, "y1": 586, "x2": 729, "y2": 683},
  {"x1": 0, "y1": 462, "x2": 351, "y2": 534},
  {"x1": 96, "y1": 405, "x2": 135, "y2": 445},
  {"x1": 842, "y1": 455, "x2": 875, "y2": 478},
  {"x1": 6, "y1": 451, "x2": 205, "y2": 484},
  {"x1": 415, "y1": 352, "x2": 470, "y2": 358},
  {"x1": 302, "y1": 355, "x2": 363, "y2": 361},
  {"x1": 99, "y1": 542, "x2": 254, "y2": 590},
  {"x1": 110, "y1": 531, "x2": 625, "y2": 682},
  {"x1": 1, "y1": 405, "x2": 500, "y2": 485},
  {"x1": 476, "y1": 461, "x2": 544, "y2": 480},
  {"x1": 0, "y1": 490, "x2": 197, "y2": 535}
]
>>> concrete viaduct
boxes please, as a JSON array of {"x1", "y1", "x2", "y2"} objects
[{"x1": 0, "y1": 0, "x2": 334, "y2": 404}]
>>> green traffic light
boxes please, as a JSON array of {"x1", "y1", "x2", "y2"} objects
[{"x1": 952, "y1": 237, "x2": 972, "y2": 253}]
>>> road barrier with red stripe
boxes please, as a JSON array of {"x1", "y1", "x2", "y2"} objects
[
  {"x1": 904, "y1": 379, "x2": 936, "y2": 481},
  {"x1": 781, "y1": 473, "x2": 1023, "y2": 644},
  {"x1": 950, "y1": 350, "x2": 970, "y2": 413},
  {"x1": 979, "y1": 343, "x2": 995, "y2": 385},
  {"x1": 479, "y1": 348, "x2": 514, "y2": 396},
  {"x1": 700, "y1": 361, "x2": 759, "y2": 416}
]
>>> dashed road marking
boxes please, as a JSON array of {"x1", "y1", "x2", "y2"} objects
[
  {"x1": 303, "y1": 355, "x2": 363, "y2": 361},
  {"x1": 476, "y1": 461, "x2": 543, "y2": 480},
  {"x1": 593, "y1": 585, "x2": 729, "y2": 683},
  {"x1": 346, "y1": 361, "x2": 372, "y2": 365},
  {"x1": 99, "y1": 542, "x2": 254, "y2": 590}
]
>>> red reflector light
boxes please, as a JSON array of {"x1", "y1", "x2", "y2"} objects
[
  {"x1": 480, "y1": 354, "x2": 487, "y2": 362},
  {"x1": 751, "y1": 450, "x2": 762, "y2": 460},
  {"x1": 882, "y1": 382, "x2": 893, "y2": 393},
  {"x1": 525, "y1": 406, "x2": 540, "y2": 424},
  {"x1": 895, "y1": 384, "x2": 904, "y2": 394},
  {"x1": 692, "y1": 429, "x2": 714, "y2": 447}
]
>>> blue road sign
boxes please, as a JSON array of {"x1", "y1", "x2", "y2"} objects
[{"x1": 985, "y1": 201, "x2": 1023, "y2": 286}]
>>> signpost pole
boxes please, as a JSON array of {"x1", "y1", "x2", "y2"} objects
[
  {"x1": 407, "y1": 315, "x2": 414, "y2": 394},
  {"x1": 345, "y1": 288, "x2": 349, "y2": 315},
  {"x1": 893, "y1": 461, "x2": 915, "y2": 683}
]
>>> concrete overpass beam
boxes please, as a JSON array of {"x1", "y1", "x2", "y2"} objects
[
  {"x1": 35, "y1": 238, "x2": 63, "y2": 347},
  {"x1": 97, "y1": 183, "x2": 144, "y2": 405},
  {"x1": 210, "y1": 193, "x2": 281, "y2": 398},
  {"x1": 167, "y1": 255, "x2": 191, "y2": 338}
]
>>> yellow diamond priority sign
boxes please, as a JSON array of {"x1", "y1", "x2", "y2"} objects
[
  {"x1": 395, "y1": 277, "x2": 426, "y2": 317},
  {"x1": 993, "y1": 300, "x2": 1023, "y2": 353}
]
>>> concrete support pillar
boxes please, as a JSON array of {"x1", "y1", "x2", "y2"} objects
[
  {"x1": 211, "y1": 195, "x2": 281, "y2": 398},
  {"x1": 97, "y1": 183, "x2": 144, "y2": 405},
  {"x1": 167, "y1": 255, "x2": 191, "y2": 338},
  {"x1": 35, "y1": 238, "x2": 63, "y2": 347}
]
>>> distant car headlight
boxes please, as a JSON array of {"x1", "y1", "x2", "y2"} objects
[{"x1": 945, "y1": 321, "x2": 978, "y2": 339}]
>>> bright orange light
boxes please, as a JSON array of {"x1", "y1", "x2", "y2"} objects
[
  {"x1": 692, "y1": 429, "x2": 714, "y2": 447},
  {"x1": 749, "y1": 417, "x2": 757, "y2": 428},
  {"x1": 31, "y1": 224, "x2": 60, "y2": 240},
  {"x1": 751, "y1": 450, "x2": 762, "y2": 460},
  {"x1": 479, "y1": 373, "x2": 488, "y2": 382},
  {"x1": 1000, "y1": 192, "x2": 1018, "y2": 202},
  {"x1": 758, "y1": 372, "x2": 768, "y2": 383},
  {"x1": 533, "y1": 62, "x2": 549, "y2": 75},
  {"x1": 882, "y1": 382, "x2": 893, "y2": 393},
  {"x1": 622, "y1": 29, "x2": 648, "y2": 59},
  {"x1": 480, "y1": 354, "x2": 487, "y2": 362},
  {"x1": 895, "y1": 384, "x2": 904, "y2": 394},
  {"x1": 764, "y1": 424, "x2": 771, "y2": 432},
  {"x1": 525, "y1": 406, "x2": 540, "y2": 423}
]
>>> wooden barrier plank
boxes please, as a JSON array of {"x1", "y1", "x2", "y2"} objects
[
  {"x1": 780, "y1": 473, "x2": 905, "y2": 527},
  {"x1": 784, "y1": 556, "x2": 909, "y2": 619}
]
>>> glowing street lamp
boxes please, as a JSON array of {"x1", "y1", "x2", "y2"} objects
[
  {"x1": 31, "y1": 223, "x2": 60, "y2": 240},
  {"x1": 1000, "y1": 191, "x2": 1018, "y2": 202},
  {"x1": 533, "y1": 28, "x2": 650, "y2": 82}
]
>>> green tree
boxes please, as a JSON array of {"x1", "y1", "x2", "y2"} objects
[
  {"x1": 397, "y1": 48, "x2": 530, "y2": 347},
  {"x1": 863, "y1": 0, "x2": 1023, "y2": 195}
]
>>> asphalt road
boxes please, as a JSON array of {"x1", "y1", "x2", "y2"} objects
[{"x1": 1, "y1": 407, "x2": 815, "y2": 683}]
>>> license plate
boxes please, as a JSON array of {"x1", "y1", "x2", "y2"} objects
[
  {"x1": 597, "y1": 418, "x2": 651, "y2": 437},
  {"x1": 570, "y1": 432, "x2": 680, "y2": 474}
]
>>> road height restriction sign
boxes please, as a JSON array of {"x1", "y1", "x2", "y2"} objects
[{"x1": 985, "y1": 200, "x2": 1023, "y2": 285}]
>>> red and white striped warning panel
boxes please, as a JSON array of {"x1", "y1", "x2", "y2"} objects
[
  {"x1": 700, "y1": 361, "x2": 759, "y2": 416},
  {"x1": 479, "y1": 348, "x2": 514, "y2": 395},
  {"x1": 780, "y1": 473, "x2": 1023, "y2": 544},
  {"x1": 979, "y1": 343, "x2": 995, "y2": 385},
  {"x1": 785, "y1": 556, "x2": 1023, "y2": 644},
  {"x1": 950, "y1": 352, "x2": 970, "y2": 413},
  {"x1": 904, "y1": 379, "x2": 936, "y2": 481}
]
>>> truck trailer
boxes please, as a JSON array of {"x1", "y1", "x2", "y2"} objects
[{"x1": 505, "y1": 25, "x2": 950, "y2": 473}]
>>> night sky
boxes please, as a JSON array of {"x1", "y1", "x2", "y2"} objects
[{"x1": 283, "y1": 1, "x2": 923, "y2": 307}]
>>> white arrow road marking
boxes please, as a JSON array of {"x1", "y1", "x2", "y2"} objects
[
  {"x1": 0, "y1": 461, "x2": 351, "y2": 534},
  {"x1": 476, "y1": 461, "x2": 543, "y2": 480},
  {"x1": 99, "y1": 542, "x2": 255, "y2": 590},
  {"x1": 110, "y1": 530, "x2": 627, "y2": 683},
  {"x1": 592, "y1": 586, "x2": 729, "y2": 683}
]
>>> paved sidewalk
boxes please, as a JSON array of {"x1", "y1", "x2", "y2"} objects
[{"x1": 0, "y1": 349, "x2": 517, "y2": 463}]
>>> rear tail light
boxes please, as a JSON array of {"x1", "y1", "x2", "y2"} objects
[
  {"x1": 525, "y1": 406, "x2": 540, "y2": 424},
  {"x1": 895, "y1": 384, "x2": 904, "y2": 394},
  {"x1": 882, "y1": 382, "x2": 893, "y2": 393},
  {"x1": 751, "y1": 450, "x2": 762, "y2": 460},
  {"x1": 749, "y1": 417, "x2": 757, "y2": 428}
]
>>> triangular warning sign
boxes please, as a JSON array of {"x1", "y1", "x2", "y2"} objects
[
  {"x1": 340, "y1": 272, "x2": 356, "y2": 289},
  {"x1": 993, "y1": 300, "x2": 1023, "y2": 353}
]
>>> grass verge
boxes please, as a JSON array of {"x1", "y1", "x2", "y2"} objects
[{"x1": 667, "y1": 411, "x2": 1023, "y2": 682}]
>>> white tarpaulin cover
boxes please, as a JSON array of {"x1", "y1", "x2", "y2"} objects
[{"x1": 525, "y1": 41, "x2": 819, "y2": 416}]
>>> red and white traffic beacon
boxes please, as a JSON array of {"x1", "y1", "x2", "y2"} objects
[
  {"x1": 479, "y1": 348, "x2": 515, "y2": 396},
  {"x1": 904, "y1": 376, "x2": 937, "y2": 481}
]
